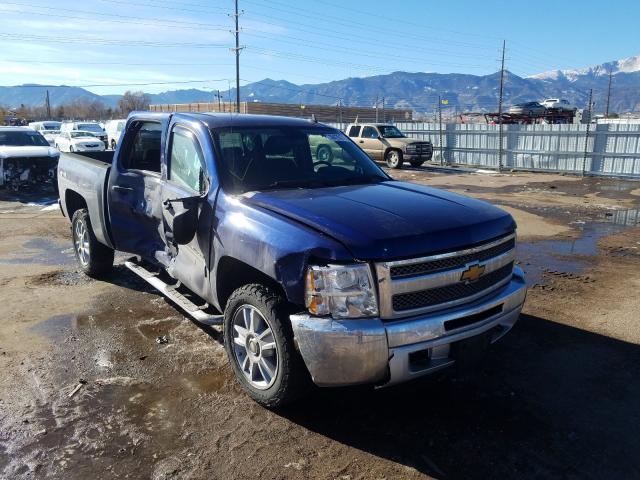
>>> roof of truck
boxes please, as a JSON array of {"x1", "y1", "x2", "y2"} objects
[{"x1": 176, "y1": 112, "x2": 333, "y2": 129}]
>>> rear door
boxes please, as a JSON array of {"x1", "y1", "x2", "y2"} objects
[
  {"x1": 107, "y1": 116, "x2": 168, "y2": 259},
  {"x1": 358, "y1": 125, "x2": 384, "y2": 160},
  {"x1": 160, "y1": 121, "x2": 216, "y2": 299}
]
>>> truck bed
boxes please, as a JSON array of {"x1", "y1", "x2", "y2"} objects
[{"x1": 57, "y1": 151, "x2": 114, "y2": 248}]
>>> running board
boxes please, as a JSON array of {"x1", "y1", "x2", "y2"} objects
[{"x1": 124, "y1": 260, "x2": 223, "y2": 326}]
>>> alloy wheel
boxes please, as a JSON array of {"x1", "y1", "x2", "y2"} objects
[{"x1": 232, "y1": 305, "x2": 279, "y2": 389}]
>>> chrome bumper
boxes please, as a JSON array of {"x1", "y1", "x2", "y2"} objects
[{"x1": 290, "y1": 267, "x2": 527, "y2": 387}]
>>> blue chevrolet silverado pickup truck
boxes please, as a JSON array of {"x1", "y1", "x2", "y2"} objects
[{"x1": 57, "y1": 112, "x2": 526, "y2": 407}]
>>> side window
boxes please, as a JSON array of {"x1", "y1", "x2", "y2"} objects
[
  {"x1": 348, "y1": 125, "x2": 361, "y2": 137},
  {"x1": 122, "y1": 121, "x2": 162, "y2": 172},
  {"x1": 362, "y1": 126, "x2": 378, "y2": 139},
  {"x1": 168, "y1": 127, "x2": 205, "y2": 193}
]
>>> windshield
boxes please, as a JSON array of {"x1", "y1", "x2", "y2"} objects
[
  {"x1": 70, "y1": 131, "x2": 96, "y2": 138},
  {"x1": 214, "y1": 126, "x2": 389, "y2": 193},
  {"x1": 77, "y1": 123, "x2": 103, "y2": 132},
  {"x1": 116, "y1": 121, "x2": 125, "y2": 132},
  {"x1": 0, "y1": 130, "x2": 49, "y2": 147},
  {"x1": 377, "y1": 125, "x2": 405, "y2": 138},
  {"x1": 42, "y1": 123, "x2": 61, "y2": 130}
]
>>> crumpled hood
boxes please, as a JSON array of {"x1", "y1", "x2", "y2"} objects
[
  {"x1": 244, "y1": 181, "x2": 516, "y2": 260},
  {"x1": 0, "y1": 145, "x2": 57, "y2": 159}
]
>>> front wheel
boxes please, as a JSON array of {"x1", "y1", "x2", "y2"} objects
[
  {"x1": 223, "y1": 284, "x2": 310, "y2": 408},
  {"x1": 69, "y1": 145, "x2": 74, "y2": 153},
  {"x1": 385, "y1": 149, "x2": 403, "y2": 169},
  {"x1": 71, "y1": 209, "x2": 114, "y2": 277}
]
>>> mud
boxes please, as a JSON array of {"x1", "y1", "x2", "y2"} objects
[{"x1": 1, "y1": 170, "x2": 640, "y2": 479}]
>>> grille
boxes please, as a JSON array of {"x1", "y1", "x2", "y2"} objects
[
  {"x1": 8, "y1": 156, "x2": 52, "y2": 164},
  {"x1": 406, "y1": 143, "x2": 432, "y2": 155},
  {"x1": 392, "y1": 262, "x2": 514, "y2": 312},
  {"x1": 390, "y1": 237, "x2": 515, "y2": 279}
]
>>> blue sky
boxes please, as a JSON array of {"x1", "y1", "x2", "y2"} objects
[{"x1": 1, "y1": 0, "x2": 639, "y2": 95}]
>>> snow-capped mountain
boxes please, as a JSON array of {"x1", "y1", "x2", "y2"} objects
[{"x1": 529, "y1": 55, "x2": 640, "y2": 81}]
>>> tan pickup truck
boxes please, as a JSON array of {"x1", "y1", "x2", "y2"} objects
[{"x1": 345, "y1": 123, "x2": 433, "y2": 168}]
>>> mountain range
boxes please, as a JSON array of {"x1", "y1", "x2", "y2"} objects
[{"x1": 2, "y1": 55, "x2": 639, "y2": 115}]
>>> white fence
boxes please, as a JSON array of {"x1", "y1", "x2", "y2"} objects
[{"x1": 330, "y1": 122, "x2": 640, "y2": 177}]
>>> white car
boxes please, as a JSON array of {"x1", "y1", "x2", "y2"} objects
[
  {"x1": 60, "y1": 121, "x2": 108, "y2": 145},
  {"x1": 104, "y1": 119, "x2": 126, "y2": 150},
  {"x1": 54, "y1": 131, "x2": 106, "y2": 153},
  {"x1": 541, "y1": 99, "x2": 575, "y2": 111},
  {"x1": 0, "y1": 126, "x2": 59, "y2": 190}
]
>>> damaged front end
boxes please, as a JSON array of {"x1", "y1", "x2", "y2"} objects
[{"x1": 0, "y1": 155, "x2": 59, "y2": 193}]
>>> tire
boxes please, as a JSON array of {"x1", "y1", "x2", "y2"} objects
[
  {"x1": 316, "y1": 144, "x2": 333, "y2": 163},
  {"x1": 110, "y1": 140, "x2": 116, "y2": 150},
  {"x1": 71, "y1": 209, "x2": 114, "y2": 277},
  {"x1": 223, "y1": 284, "x2": 310, "y2": 408},
  {"x1": 69, "y1": 145, "x2": 74, "y2": 153},
  {"x1": 385, "y1": 149, "x2": 403, "y2": 169},
  {"x1": 410, "y1": 160, "x2": 424, "y2": 168}
]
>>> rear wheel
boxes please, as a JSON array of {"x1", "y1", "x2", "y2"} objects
[
  {"x1": 71, "y1": 209, "x2": 114, "y2": 277},
  {"x1": 69, "y1": 145, "x2": 74, "y2": 153},
  {"x1": 110, "y1": 140, "x2": 116, "y2": 150},
  {"x1": 223, "y1": 284, "x2": 310, "y2": 408},
  {"x1": 385, "y1": 149, "x2": 403, "y2": 169}
]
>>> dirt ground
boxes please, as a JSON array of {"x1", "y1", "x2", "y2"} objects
[{"x1": 1, "y1": 169, "x2": 640, "y2": 480}]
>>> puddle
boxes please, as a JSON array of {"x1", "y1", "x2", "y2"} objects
[
  {"x1": 518, "y1": 208, "x2": 640, "y2": 285},
  {"x1": 136, "y1": 319, "x2": 182, "y2": 340},
  {"x1": 30, "y1": 314, "x2": 76, "y2": 341},
  {"x1": 0, "y1": 238, "x2": 75, "y2": 266}
]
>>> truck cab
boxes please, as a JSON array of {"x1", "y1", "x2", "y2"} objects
[
  {"x1": 345, "y1": 123, "x2": 433, "y2": 168},
  {"x1": 58, "y1": 112, "x2": 526, "y2": 408}
]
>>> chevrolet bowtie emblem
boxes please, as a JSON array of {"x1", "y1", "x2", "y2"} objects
[{"x1": 460, "y1": 263, "x2": 486, "y2": 283}]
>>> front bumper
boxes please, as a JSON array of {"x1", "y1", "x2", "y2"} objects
[{"x1": 290, "y1": 267, "x2": 527, "y2": 387}]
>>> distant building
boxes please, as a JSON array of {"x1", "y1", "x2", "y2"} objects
[{"x1": 148, "y1": 101, "x2": 413, "y2": 123}]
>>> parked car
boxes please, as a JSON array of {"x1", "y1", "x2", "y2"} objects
[
  {"x1": 541, "y1": 98, "x2": 576, "y2": 111},
  {"x1": 0, "y1": 126, "x2": 59, "y2": 191},
  {"x1": 104, "y1": 119, "x2": 126, "y2": 150},
  {"x1": 507, "y1": 102, "x2": 547, "y2": 116},
  {"x1": 55, "y1": 131, "x2": 106, "y2": 153},
  {"x1": 28, "y1": 121, "x2": 63, "y2": 146},
  {"x1": 60, "y1": 121, "x2": 107, "y2": 146},
  {"x1": 345, "y1": 123, "x2": 433, "y2": 168},
  {"x1": 58, "y1": 112, "x2": 526, "y2": 408},
  {"x1": 28, "y1": 121, "x2": 62, "y2": 133}
]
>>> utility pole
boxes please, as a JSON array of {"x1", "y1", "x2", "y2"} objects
[
  {"x1": 45, "y1": 89, "x2": 51, "y2": 118},
  {"x1": 438, "y1": 96, "x2": 444, "y2": 165},
  {"x1": 375, "y1": 95, "x2": 379, "y2": 122},
  {"x1": 605, "y1": 70, "x2": 613, "y2": 118},
  {"x1": 231, "y1": 0, "x2": 243, "y2": 113},
  {"x1": 582, "y1": 88, "x2": 593, "y2": 177},
  {"x1": 216, "y1": 89, "x2": 222, "y2": 112},
  {"x1": 497, "y1": 40, "x2": 506, "y2": 171},
  {"x1": 381, "y1": 96, "x2": 385, "y2": 122}
]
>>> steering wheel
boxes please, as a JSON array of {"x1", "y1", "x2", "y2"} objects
[{"x1": 313, "y1": 160, "x2": 332, "y2": 169}]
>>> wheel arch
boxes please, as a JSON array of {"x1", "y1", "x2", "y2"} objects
[
  {"x1": 216, "y1": 256, "x2": 287, "y2": 313},
  {"x1": 64, "y1": 189, "x2": 88, "y2": 219}
]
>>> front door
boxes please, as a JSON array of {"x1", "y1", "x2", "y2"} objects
[
  {"x1": 107, "y1": 118, "x2": 166, "y2": 259},
  {"x1": 160, "y1": 123, "x2": 213, "y2": 300},
  {"x1": 359, "y1": 125, "x2": 384, "y2": 160}
]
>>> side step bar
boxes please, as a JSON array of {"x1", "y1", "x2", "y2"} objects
[{"x1": 124, "y1": 260, "x2": 223, "y2": 326}]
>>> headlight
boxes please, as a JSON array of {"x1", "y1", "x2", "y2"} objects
[{"x1": 305, "y1": 264, "x2": 378, "y2": 319}]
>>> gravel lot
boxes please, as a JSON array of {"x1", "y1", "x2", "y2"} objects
[{"x1": 1, "y1": 168, "x2": 639, "y2": 479}]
